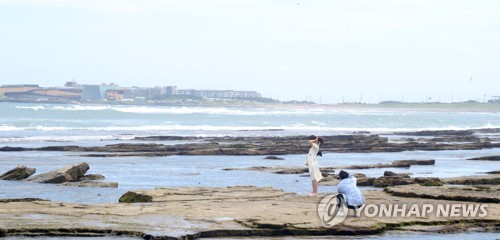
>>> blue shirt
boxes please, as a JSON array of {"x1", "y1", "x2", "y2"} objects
[{"x1": 337, "y1": 175, "x2": 366, "y2": 206}]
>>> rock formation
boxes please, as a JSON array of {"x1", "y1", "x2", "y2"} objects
[
  {"x1": 27, "y1": 162, "x2": 89, "y2": 183},
  {"x1": 443, "y1": 174, "x2": 500, "y2": 185},
  {"x1": 1, "y1": 130, "x2": 499, "y2": 157},
  {"x1": 467, "y1": 155, "x2": 500, "y2": 161},
  {"x1": 0, "y1": 186, "x2": 498, "y2": 239},
  {"x1": 0, "y1": 166, "x2": 36, "y2": 180},
  {"x1": 62, "y1": 181, "x2": 118, "y2": 188},
  {"x1": 264, "y1": 156, "x2": 285, "y2": 160},
  {"x1": 385, "y1": 184, "x2": 500, "y2": 203},
  {"x1": 373, "y1": 177, "x2": 443, "y2": 188}
]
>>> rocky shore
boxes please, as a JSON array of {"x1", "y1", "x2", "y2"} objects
[
  {"x1": 224, "y1": 158, "x2": 500, "y2": 189},
  {"x1": 1, "y1": 128, "x2": 499, "y2": 239},
  {"x1": 0, "y1": 163, "x2": 118, "y2": 188},
  {"x1": 1, "y1": 128, "x2": 499, "y2": 157},
  {"x1": 0, "y1": 186, "x2": 498, "y2": 239}
]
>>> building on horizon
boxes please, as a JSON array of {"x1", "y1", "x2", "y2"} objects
[
  {"x1": 107, "y1": 88, "x2": 126, "y2": 101},
  {"x1": 150, "y1": 86, "x2": 166, "y2": 96},
  {"x1": 65, "y1": 81, "x2": 81, "y2": 88},
  {"x1": 1, "y1": 82, "x2": 264, "y2": 102},
  {"x1": 81, "y1": 84, "x2": 118, "y2": 101},
  {"x1": 166, "y1": 86, "x2": 178, "y2": 96},
  {"x1": 176, "y1": 89, "x2": 262, "y2": 99},
  {"x1": 123, "y1": 87, "x2": 149, "y2": 100},
  {"x1": 0, "y1": 84, "x2": 81, "y2": 101},
  {"x1": 177, "y1": 89, "x2": 196, "y2": 96},
  {"x1": 0, "y1": 85, "x2": 40, "y2": 98},
  {"x1": 1, "y1": 84, "x2": 40, "y2": 88}
]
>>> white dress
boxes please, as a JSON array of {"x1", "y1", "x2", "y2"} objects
[{"x1": 306, "y1": 143, "x2": 323, "y2": 182}]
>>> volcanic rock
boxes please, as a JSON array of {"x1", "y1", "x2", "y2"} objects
[
  {"x1": 0, "y1": 166, "x2": 36, "y2": 180},
  {"x1": 467, "y1": 155, "x2": 500, "y2": 161},
  {"x1": 62, "y1": 180, "x2": 118, "y2": 188},
  {"x1": 373, "y1": 177, "x2": 442, "y2": 188},
  {"x1": 444, "y1": 174, "x2": 500, "y2": 185},
  {"x1": 264, "y1": 156, "x2": 285, "y2": 160},
  {"x1": 78, "y1": 174, "x2": 105, "y2": 181},
  {"x1": 383, "y1": 171, "x2": 411, "y2": 178},
  {"x1": 385, "y1": 184, "x2": 500, "y2": 203},
  {"x1": 0, "y1": 186, "x2": 498, "y2": 239},
  {"x1": 3, "y1": 133, "x2": 500, "y2": 157},
  {"x1": 28, "y1": 162, "x2": 89, "y2": 183}
]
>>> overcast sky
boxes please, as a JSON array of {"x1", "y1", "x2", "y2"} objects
[{"x1": 0, "y1": 0, "x2": 499, "y2": 103}]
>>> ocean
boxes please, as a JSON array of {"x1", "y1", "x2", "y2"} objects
[
  {"x1": 1, "y1": 102, "x2": 499, "y2": 145},
  {"x1": 0, "y1": 102, "x2": 499, "y2": 239},
  {"x1": 1, "y1": 101, "x2": 499, "y2": 199}
]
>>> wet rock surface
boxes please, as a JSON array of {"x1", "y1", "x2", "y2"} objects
[
  {"x1": 78, "y1": 174, "x2": 105, "y2": 181},
  {"x1": 119, "y1": 186, "x2": 293, "y2": 203},
  {"x1": 467, "y1": 155, "x2": 500, "y2": 161},
  {"x1": 1, "y1": 129, "x2": 499, "y2": 157},
  {"x1": 264, "y1": 156, "x2": 285, "y2": 160},
  {"x1": 1, "y1": 128, "x2": 499, "y2": 238},
  {"x1": 385, "y1": 184, "x2": 500, "y2": 203},
  {"x1": 0, "y1": 166, "x2": 36, "y2": 180},
  {"x1": 398, "y1": 129, "x2": 476, "y2": 136},
  {"x1": 374, "y1": 177, "x2": 417, "y2": 188},
  {"x1": 224, "y1": 159, "x2": 435, "y2": 176},
  {"x1": 443, "y1": 174, "x2": 500, "y2": 185},
  {"x1": 16, "y1": 163, "x2": 114, "y2": 188},
  {"x1": 320, "y1": 173, "x2": 441, "y2": 188},
  {"x1": 226, "y1": 161, "x2": 498, "y2": 189},
  {"x1": 0, "y1": 198, "x2": 47, "y2": 203},
  {"x1": 27, "y1": 162, "x2": 89, "y2": 183},
  {"x1": 61, "y1": 180, "x2": 118, "y2": 188},
  {"x1": 0, "y1": 186, "x2": 498, "y2": 239},
  {"x1": 383, "y1": 171, "x2": 411, "y2": 178},
  {"x1": 337, "y1": 159, "x2": 434, "y2": 169},
  {"x1": 320, "y1": 173, "x2": 375, "y2": 187}
]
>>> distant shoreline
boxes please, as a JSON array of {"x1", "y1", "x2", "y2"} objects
[{"x1": 1, "y1": 98, "x2": 500, "y2": 112}]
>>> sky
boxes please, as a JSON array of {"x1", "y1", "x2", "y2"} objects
[{"x1": 0, "y1": 0, "x2": 499, "y2": 103}]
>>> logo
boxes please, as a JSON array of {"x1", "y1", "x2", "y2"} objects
[
  {"x1": 316, "y1": 196, "x2": 489, "y2": 228},
  {"x1": 317, "y1": 194, "x2": 348, "y2": 227}
]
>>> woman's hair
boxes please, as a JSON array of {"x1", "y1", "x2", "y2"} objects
[
  {"x1": 339, "y1": 170, "x2": 349, "y2": 179},
  {"x1": 308, "y1": 135, "x2": 325, "y2": 145}
]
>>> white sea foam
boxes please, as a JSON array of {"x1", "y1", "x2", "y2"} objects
[
  {"x1": 11, "y1": 103, "x2": 500, "y2": 117},
  {"x1": 48, "y1": 105, "x2": 326, "y2": 115},
  {"x1": 33, "y1": 104, "x2": 420, "y2": 116},
  {"x1": 0, "y1": 135, "x2": 134, "y2": 143},
  {"x1": 110, "y1": 107, "x2": 418, "y2": 116},
  {"x1": 13, "y1": 104, "x2": 500, "y2": 117},
  {"x1": 52, "y1": 105, "x2": 110, "y2": 111},
  {"x1": 0, "y1": 124, "x2": 498, "y2": 133},
  {"x1": 0, "y1": 125, "x2": 21, "y2": 131},
  {"x1": 15, "y1": 106, "x2": 45, "y2": 111}
]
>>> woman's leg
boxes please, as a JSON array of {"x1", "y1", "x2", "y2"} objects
[{"x1": 311, "y1": 180, "x2": 318, "y2": 194}]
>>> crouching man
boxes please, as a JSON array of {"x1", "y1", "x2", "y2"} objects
[{"x1": 337, "y1": 170, "x2": 365, "y2": 216}]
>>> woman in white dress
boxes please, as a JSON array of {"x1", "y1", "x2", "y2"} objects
[{"x1": 305, "y1": 135, "x2": 324, "y2": 196}]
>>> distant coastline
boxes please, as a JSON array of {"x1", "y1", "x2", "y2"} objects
[{"x1": 1, "y1": 98, "x2": 500, "y2": 113}]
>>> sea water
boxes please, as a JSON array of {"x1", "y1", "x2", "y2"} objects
[
  {"x1": 1, "y1": 102, "x2": 499, "y2": 201},
  {"x1": 0, "y1": 148, "x2": 499, "y2": 204},
  {"x1": 2, "y1": 102, "x2": 500, "y2": 143},
  {"x1": 0, "y1": 102, "x2": 499, "y2": 239}
]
